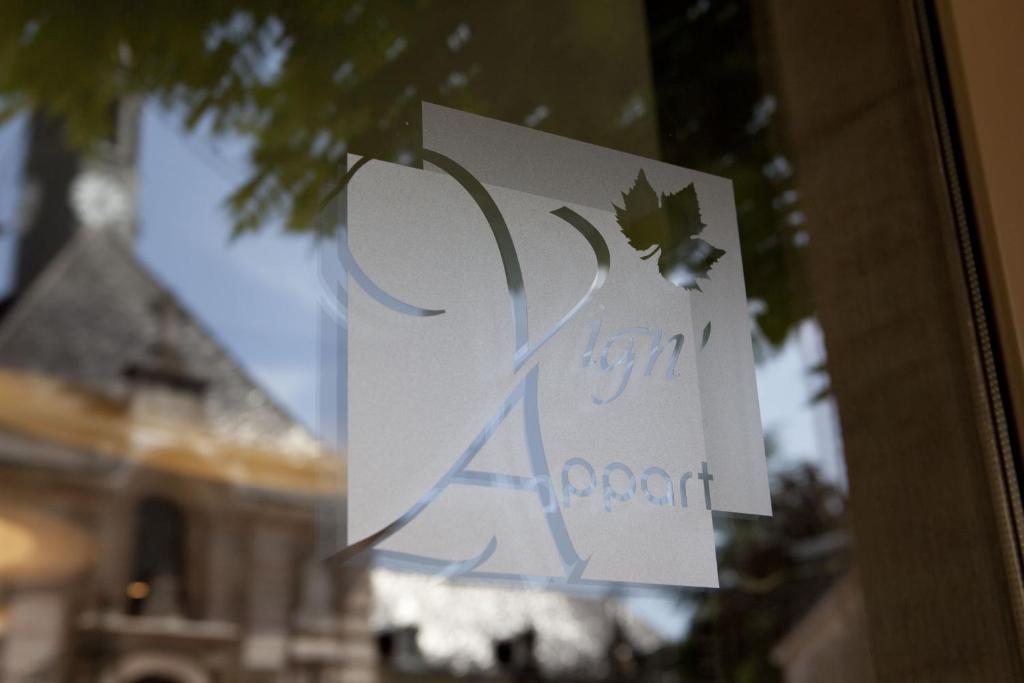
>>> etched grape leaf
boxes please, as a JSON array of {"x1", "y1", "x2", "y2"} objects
[{"x1": 613, "y1": 169, "x2": 725, "y2": 291}]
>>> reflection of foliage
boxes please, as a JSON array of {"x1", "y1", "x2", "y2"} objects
[
  {"x1": 645, "y1": 1, "x2": 812, "y2": 347},
  {"x1": 614, "y1": 169, "x2": 725, "y2": 292},
  {"x1": 678, "y1": 463, "x2": 848, "y2": 682},
  {"x1": 0, "y1": 1, "x2": 657, "y2": 234},
  {"x1": 0, "y1": 0, "x2": 811, "y2": 347}
]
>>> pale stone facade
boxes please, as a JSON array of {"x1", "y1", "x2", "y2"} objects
[{"x1": 0, "y1": 108, "x2": 379, "y2": 683}]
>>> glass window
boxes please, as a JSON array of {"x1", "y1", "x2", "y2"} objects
[{"x1": 0, "y1": 2, "x2": 1019, "y2": 682}]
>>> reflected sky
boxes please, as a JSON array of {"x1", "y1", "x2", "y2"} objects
[{"x1": 0, "y1": 113, "x2": 25, "y2": 295}]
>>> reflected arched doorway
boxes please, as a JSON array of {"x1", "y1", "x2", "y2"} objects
[{"x1": 102, "y1": 652, "x2": 209, "y2": 683}]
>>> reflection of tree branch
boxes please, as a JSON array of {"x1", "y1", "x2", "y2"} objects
[
  {"x1": 0, "y1": 3, "x2": 662, "y2": 234},
  {"x1": 732, "y1": 569, "x2": 787, "y2": 595},
  {"x1": 679, "y1": 461, "x2": 848, "y2": 679},
  {"x1": 729, "y1": 554, "x2": 848, "y2": 595},
  {"x1": 0, "y1": 0, "x2": 815, "y2": 347}
]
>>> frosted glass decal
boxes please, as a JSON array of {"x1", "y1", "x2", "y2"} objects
[{"x1": 322, "y1": 103, "x2": 770, "y2": 589}]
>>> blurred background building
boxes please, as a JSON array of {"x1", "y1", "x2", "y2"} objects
[
  {"x1": 0, "y1": 102, "x2": 379, "y2": 682},
  {"x1": 0, "y1": 102, "x2": 677, "y2": 683}
]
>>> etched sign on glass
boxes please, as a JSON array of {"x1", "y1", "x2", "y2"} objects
[{"x1": 321, "y1": 103, "x2": 770, "y2": 588}]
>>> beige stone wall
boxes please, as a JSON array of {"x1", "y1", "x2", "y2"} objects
[{"x1": 0, "y1": 452, "x2": 379, "y2": 683}]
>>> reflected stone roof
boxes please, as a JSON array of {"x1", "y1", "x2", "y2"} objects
[
  {"x1": 371, "y1": 568, "x2": 666, "y2": 677},
  {"x1": 0, "y1": 230, "x2": 315, "y2": 455}
]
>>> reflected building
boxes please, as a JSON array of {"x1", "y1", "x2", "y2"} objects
[
  {"x1": 771, "y1": 573, "x2": 874, "y2": 683},
  {"x1": 0, "y1": 106, "x2": 378, "y2": 683},
  {"x1": 370, "y1": 569, "x2": 670, "y2": 681},
  {"x1": 0, "y1": 107, "x2": 675, "y2": 683}
]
